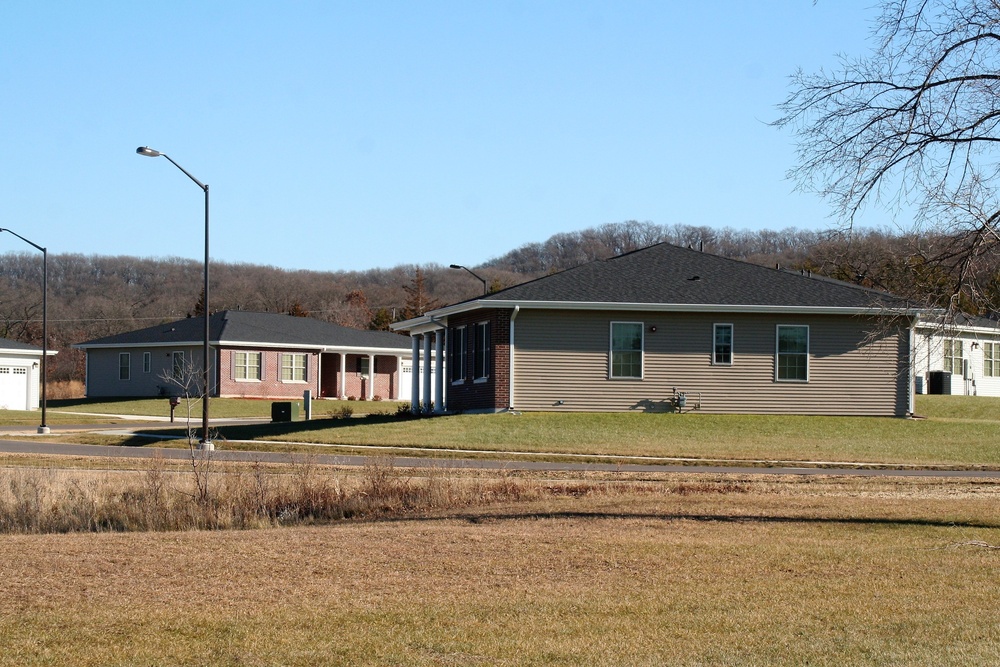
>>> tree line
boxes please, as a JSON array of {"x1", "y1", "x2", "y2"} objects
[{"x1": 1, "y1": 220, "x2": 996, "y2": 385}]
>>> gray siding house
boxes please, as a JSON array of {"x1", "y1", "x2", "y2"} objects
[
  {"x1": 393, "y1": 243, "x2": 917, "y2": 416},
  {"x1": 75, "y1": 311, "x2": 411, "y2": 400}
]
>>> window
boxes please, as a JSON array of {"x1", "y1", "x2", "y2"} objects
[
  {"x1": 359, "y1": 357, "x2": 370, "y2": 378},
  {"x1": 449, "y1": 326, "x2": 467, "y2": 383},
  {"x1": 172, "y1": 351, "x2": 185, "y2": 380},
  {"x1": 473, "y1": 322, "x2": 491, "y2": 381},
  {"x1": 13, "y1": 367, "x2": 26, "y2": 375},
  {"x1": 143, "y1": 352, "x2": 151, "y2": 374},
  {"x1": 610, "y1": 322, "x2": 643, "y2": 379},
  {"x1": 119, "y1": 353, "x2": 130, "y2": 381},
  {"x1": 234, "y1": 351, "x2": 262, "y2": 381},
  {"x1": 713, "y1": 324, "x2": 733, "y2": 365},
  {"x1": 776, "y1": 325, "x2": 809, "y2": 382},
  {"x1": 281, "y1": 353, "x2": 307, "y2": 382},
  {"x1": 943, "y1": 339, "x2": 963, "y2": 375},
  {"x1": 984, "y1": 342, "x2": 999, "y2": 377}
]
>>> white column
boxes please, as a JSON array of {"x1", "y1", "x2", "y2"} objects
[
  {"x1": 367, "y1": 353, "x2": 376, "y2": 400},
  {"x1": 410, "y1": 335, "x2": 420, "y2": 414},
  {"x1": 339, "y1": 353, "x2": 347, "y2": 400},
  {"x1": 434, "y1": 330, "x2": 445, "y2": 413},
  {"x1": 394, "y1": 355, "x2": 403, "y2": 400},
  {"x1": 422, "y1": 333, "x2": 433, "y2": 413}
]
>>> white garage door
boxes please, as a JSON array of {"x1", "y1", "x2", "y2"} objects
[{"x1": 0, "y1": 366, "x2": 29, "y2": 410}]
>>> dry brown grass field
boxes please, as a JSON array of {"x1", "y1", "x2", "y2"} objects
[{"x1": 0, "y1": 456, "x2": 998, "y2": 666}]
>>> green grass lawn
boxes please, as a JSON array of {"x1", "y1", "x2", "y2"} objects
[{"x1": 10, "y1": 395, "x2": 1000, "y2": 467}]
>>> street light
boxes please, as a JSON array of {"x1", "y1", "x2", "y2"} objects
[
  {"x1": 449, "y1": 264, "x2": 488, "y2": 295},
  {"x1": 0, "y1": 228, "x2": 48, "y2": 434},
  {"x1": 136, "y1": 146, "x2": 213, "y2": 450}
]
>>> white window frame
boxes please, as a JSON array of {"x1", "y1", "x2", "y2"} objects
[
  {"x1": 984, "y1": 342, "x2": 999, "y2": 378},
  {"x1": 119, "y1": 353, "x2": 130, "y2": 381},
  {"x1": 473, "y1": 321, "x2": 491, "y2": 382},
  {"x1": 943, "y1": 339, "x2": 964, "y2": 375},
  {"x1": 172, "y1": 351, "x2": 186, "y2": 380},
  {"x1": 609, "y1": 321, "x2": 644, "y2": 380},
  {"x1": 359, "y1": 356, "x2": 370, "y2": 379},
  {"x1": 775, "y1": 325, "x2": 809, "y2": 383},
  {"x1": 233, "y1": 351, "x2": 262, "y2": 382},
  {"x1": 713, "y1": 323, "x2": 733, "y2": 366},
  {"x1": 281, "y1": 353, "x2": 307, "y2": 383}
]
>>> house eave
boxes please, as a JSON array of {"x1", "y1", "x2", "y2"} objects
[
  {"x1": 73, "y1": 341, "x2": 217, "y2": 350},
  {"x1": 391, "y1": 299, "x2": 919, "y2": 332}
]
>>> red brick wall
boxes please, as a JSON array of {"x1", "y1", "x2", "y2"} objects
[
  {"x1": 341, "y1": 354, "x2": 399, "y2": 400},
  {"x1": 219, "y1": 348, "x2": 402, "y2": 401},
  {"x1": 445, "y1": 309, "x2": 510, "y2": 411},
  {"x1": 217, "y1": 348, "x2": 319, "y2": 399}
]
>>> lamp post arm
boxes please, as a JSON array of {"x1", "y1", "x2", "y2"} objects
[
  {"x1": 449, "y1": 264, "x2": 488, "y2": 295},
  {"x1": 159, "y1": 154, "x2": 208, "y2": 192},
  {"x1": 0, "y1": 228, "x2": 45, "y2": 253}
]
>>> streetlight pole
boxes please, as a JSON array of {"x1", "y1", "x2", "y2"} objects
[
  {"x1": 449, "y1": 264, "x2": 488, "y2": 295},
  {"x1": 0, "y1": 228, "x2": 48, "y2": 434},
  {"x1": 136, "y1": 146, "x2": 213, "y2": 450}
]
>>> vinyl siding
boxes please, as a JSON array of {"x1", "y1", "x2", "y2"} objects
[
  {"x1": 512, "y1": 310, "x2": 909, "y2": 416},
  {"x1": 913, "y1": 329, "x2": 1000, "y2": 397},
  {"x1": 85, "y1": 346, "x2": 212, "y2": 398}
]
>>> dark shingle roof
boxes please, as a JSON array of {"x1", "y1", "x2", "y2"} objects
[
  {"x1": 76, "y1": 311, "x2": 411, "y2": 350},
  {"x1": 0, "y1": 337, "x2": 43, "y2": 353},
  {"x1": 478, "y1": 243, "x2": 908, "y2": 310}
]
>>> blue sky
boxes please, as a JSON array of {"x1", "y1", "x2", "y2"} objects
[{"x1": 1, "y1": 1, "x2": 880, "y2": 273}]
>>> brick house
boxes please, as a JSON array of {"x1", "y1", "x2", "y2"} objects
[{"x1": 75, "y1": 311, "x2": 412, "y2": 401}]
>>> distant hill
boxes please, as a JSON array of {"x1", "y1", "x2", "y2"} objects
[{"x1": 0, "y1": 221, "x2": 986, "y2": 385}]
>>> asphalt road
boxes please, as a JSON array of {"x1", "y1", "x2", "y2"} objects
[{"x1": 2, "y1": 438, "x2": 999, "y2": 478}]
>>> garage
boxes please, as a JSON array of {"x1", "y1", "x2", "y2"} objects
[{"x1": 0, "y1": 338, "x2": 46, "y2": 411}]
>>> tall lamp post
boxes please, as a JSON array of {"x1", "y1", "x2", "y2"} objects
[
  {"x1": 449, "y1": 264, "x2": 488, "y2": 295},
  {"x1": 136, "y1": 146, "x2": 213, "y2": 450},
  {"x1": 0, "y1": 228, "x2": 48, "y2": 434}
]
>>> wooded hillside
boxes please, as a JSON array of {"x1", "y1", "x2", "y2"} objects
[{"x1": 1, "y1": 220, "x2": 995, "y2": 385}]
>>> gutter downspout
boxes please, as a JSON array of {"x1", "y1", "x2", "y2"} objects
[
  {"x1": 509, "y1": 305, "x2": 519, "y2": 411},
  {"x1": 908, "y1": 322, "x2": 916, "y2": 415}
]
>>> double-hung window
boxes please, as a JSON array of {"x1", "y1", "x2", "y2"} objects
[
  {"x1": 776, "y1": 325, "x2": 809, "y2": 382},
  {"x1": 713, "y1": 324, "x2": 733, "y2": 365},
  {"x1": 119, "y1": 353, "x2": 130, "y2": 381},
  {"x1": 281, "y1": 353, "x2": 307, "y2": 382},
  {"x1": 473, "y1": 322, "x2": 491, "y2": 381},
  {"x1": 143, "y1": 352, "x2": 151, "y2": 374},
  {"x1": 234, "y1": 351, "x2": 262, "y2": 381},
  {"x1": 172, "y1": 351, "x2": 186, "y2": 380},
  {"x1": 449, "y1": 326, "x2": 467, "y2": 383},
  {"x1": 610, "y1": 322, "x2": 643, "y2": 379},
  {"x1": 984, "y1": 342, "x2": 999, "y2": 377},
  {"x1": 943, "y1": 339, "x2": 963, "y2": 375}
]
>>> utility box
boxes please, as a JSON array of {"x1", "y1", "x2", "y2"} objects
[
  {"x1": 928, "y1": 370, "x2": 952, "y2": 395},
  {"x1": 271, "y1": 401, "x2": 300, "y2": 422}
]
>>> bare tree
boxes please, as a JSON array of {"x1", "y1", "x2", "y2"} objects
[{"x1": 775, "y1": 0, "x2": 1000, "y2": 313}]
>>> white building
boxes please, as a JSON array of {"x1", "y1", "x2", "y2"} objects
[
  {"x1": 913, "y1": 315, "x2": 1000, "y2": 396},
  {"x1": 0, "y1": 337, "x2": 50, "y2": 411}
]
